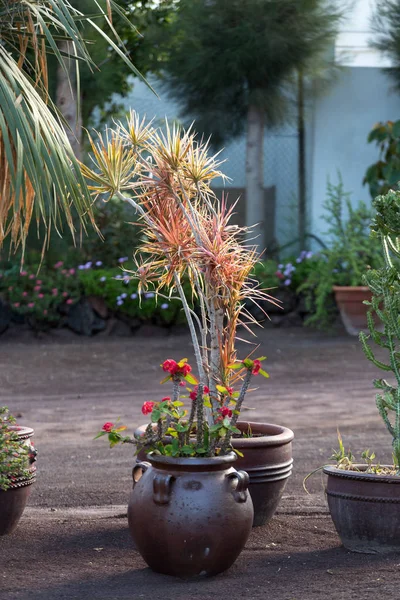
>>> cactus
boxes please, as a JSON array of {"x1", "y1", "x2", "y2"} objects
[{"x1": 360, "y1": 190, "x2": 400, "y2": 470}]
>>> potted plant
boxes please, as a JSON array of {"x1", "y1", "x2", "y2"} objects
[
  {"x1": 323, "y1": 189, "x2": 400, "y2": 553},
  {"x1": 87, "y1": 113, "x2": 293, "y2": 575},
  {"x1": 299, "y1": 178, "x2": 382, "y2": 334},
  {"x1": 0, "y1": 407, "x2": 37, "y2": 536}
]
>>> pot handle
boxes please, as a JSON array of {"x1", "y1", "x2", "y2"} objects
[
  {"x1": 132, "y1": 461, "x2": 151, "y2": 489},
  {"x1": 153, "y1": 473, "x2": 174, "y2": 505},
  {"x1": 227, "y1": 470, "x2": 250, "y2": 503}
]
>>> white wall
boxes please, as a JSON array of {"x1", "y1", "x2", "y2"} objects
[
  {"x1": 335, "y1": 0, "x2": 392, "y2": 67},
  {"x1": 309, "y1": 66, "x2": 400, "y2": 239}
]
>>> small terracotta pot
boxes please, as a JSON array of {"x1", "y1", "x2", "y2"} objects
[
  {"x1": 0, "y1": 426, "x2": 36, "y2": 536},
  {"x1": 332, "y1": 286, "x2": 372, "y2": 336},
  {"x1": 134, "y1": 420, "x2": 293, "y2": 528},
  {"x1": 128, "y1": 452, "x2": 253, "y2": 577},
  {"x1": 324, "y1": 465, "x2": 400, "y2": 553}
]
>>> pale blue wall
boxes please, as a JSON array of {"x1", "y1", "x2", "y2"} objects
[{"x1": 309, "y1": 67, "x2": 400, "y2": 240}]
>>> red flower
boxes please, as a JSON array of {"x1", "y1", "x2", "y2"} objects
[
  {"x1": 142, "y1": 401, "x2": 155, "y2": 415},
  {"x1": 252, "y1": 360, "x2": 261, "y2": 375},
  {"x1": 189, "y1": 385, "x2": 209, "y2": 401},
  {"x1": 102, "y1": 422, "x2": 114, "y2": 432},
  {"x1": 218, "y1": 406, "x2": 233, "y2": 418},
  {"x1": 162, "y1": 359, "x2": 178, "y2": 374},
  {"x1": 180, "y1": 363, "x2": 191, "y2": 376},
  {"x1": 226, "y1": 386, "x2": 234, "y2": 396},
  {"x1": 161, "y1": 397, "x2": 171, "y2": 403}
]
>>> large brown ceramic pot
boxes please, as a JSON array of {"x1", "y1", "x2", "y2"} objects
[
  {"x1": 135, "y1": 420, "x2": 294, "y2": 528},
  {"x1": 235, "y1": 421, "x2": 294, "y2": 527},
  {"x1": 332, "y1": 286, "x2": 372, "y2": 336},
  {"x1": 324, "y1": 465, "x2": 400, "y2": 554},
  {"x1": 0, "y1": 426, "x2": 37, "y2": 536},
  {"x1": 128, "y1": 452, "x2": 253, "y2": 577}
]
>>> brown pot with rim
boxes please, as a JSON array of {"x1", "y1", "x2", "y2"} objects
[
  {"x1": 128, "y1": 452, "x2": 253, "y2": 577},
  {"x1": 324, "y1": 465, "x2": 400, "y2": 554},
  {"x1": 332, "y1": 286, "x2": 372, "y2": 336},
  {"x1": 135, "y1": 420, "x2": 294, "y2": 528},
  {"x1": 0, "y1": 426, "x2": 37, "y2": 536}
]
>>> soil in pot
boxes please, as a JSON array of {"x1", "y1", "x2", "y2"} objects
[
  {"x1": 128, "y1": 452, "x2": 253, "y2": 577},
  {"x1": 324, "y1": 464, "x2": 400, "y2": 554}
]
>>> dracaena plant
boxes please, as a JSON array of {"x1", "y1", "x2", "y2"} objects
[
  {"x1": 89, "y1": 112, "x2": 274, "y2": 457},
  {"x1": 359, "y1": 190, "x2": 400, "y2": 471}
]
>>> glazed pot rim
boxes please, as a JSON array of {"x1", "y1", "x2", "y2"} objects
[
  {"x1": 323, "y1": 464, "x2": 400, "y2": 483},
  {"x1": 7, "y1": 425, "x2": 34, "y2": 439},
  {"x1": 146, "y1": 451, "x2": 237, "y2": 469},
  {"x1": 134, "y1": 421, "x2": 294, "y2": 448},
  {"x1": 233, "y1": 421, "x2": 294, "y2": 448}
]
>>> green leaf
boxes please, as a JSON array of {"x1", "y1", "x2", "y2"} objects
[
  {"x1": 93, "y1": 431, "x2": 107, "y2": 440},
  {"x1": 216, "y1": 385, "x2": 228, "y2": 394},
  {"x1": 233, "y1": 448, "x2": 244, "y2": 458},
  {"x1": 259, "y1": 369, "x2": 270, "y2": 378},
  {"x1": 173, "y1": 401, "x2": 184, "y2": 407},
  {"x1": 181, "y1": 445, "x2": 195, "y2": 455},
  {"x1": 243, "y1": 358, "x2": 253, "y2": 368},
  {"x1": 160, "y1": 374, "x2": 172, "y2": 384},
  {"x1": 185, "y1": 373, "x2": 198, "y2": 385},
  {"x1": 228, "y1": 362, "x2": 242, "y2": 370},
  {"x1": 151, "y1": 410, "x2": 161, "y2": 422},
  {"x1": 392, "y1": 120, "x2": 400, "y2": 139},
  {"x1": 256, "y1": 356, "x2": 267, "y2": 361}
]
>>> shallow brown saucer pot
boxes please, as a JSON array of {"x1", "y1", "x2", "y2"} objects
[
  {"x1": 0, "y1": 426, "x2": 37, "y2": 536},
  {"x1": 135, "y1": 420, "x2": 294, "y2": 528},
  {"x1": 128, "y1": 452, "x2": 253, "y2": 578},
  {"x1": 332, "y1": 286, "x2": 372, "y2": 336},
  {"x1": 324, "y1": 465, "x2": 400, "y2": 554}
]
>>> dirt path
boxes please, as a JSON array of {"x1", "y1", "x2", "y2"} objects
[{"x1": 1, "y1": 327, "x2": 399, "y2": 599}]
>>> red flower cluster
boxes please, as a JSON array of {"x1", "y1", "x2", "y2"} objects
[
  {"x1": 218, "y1": 406, "x2": 233, "y2": 418},
  {"x1": 252, "y1": 360, "x2": 261, "y2": 375},
  {"x1": 162, "y1": 359, "x2": 192, "y2": 377},
  {"x1": 142, "y1": 401, "x2": 155, "y2": 415},
  {"x1": 102, "y1": 422, "x2": 114, "y2": 432},
  {"x1": 189, "y1": 385, "x2": 210, "y2": 401}
]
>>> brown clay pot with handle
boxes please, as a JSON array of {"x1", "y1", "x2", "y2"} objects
[
  {"x1": 0, "y1": 426, "x2": 37, "y2": 536},
  {"x1": 128, "y1": 452, "x2": 253, "y2": 578}
]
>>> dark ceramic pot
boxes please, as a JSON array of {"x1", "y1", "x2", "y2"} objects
[
  {"x1": 332, "y1": 286, "x2": 372, "y2": 336},
  {"x1": 0, "y1": 426, "x2": 36, "y2": 536},
  {"x1": 128, "y1": 452, "x2": 253, "y2": 577},
  {"x1": 234, "y1": 421, "x2": 294, "y2": 527},
  {"x1": 324, "y1": 465, "x2": 400, "y2": 554},
  {"x1": 135, "y1": 420, "x2": 294, "y2": 528}
]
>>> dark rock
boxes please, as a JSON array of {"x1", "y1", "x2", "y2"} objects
[
  {"x1": 87, "y1": 295, "x2": 108, "y2": 319},
  {"x1": 103, "y1": 318, "x2": 132, "y2": 337},
  {"x1": 0, "y1": 300, "x2": 11, "y2": 334},
  {"x1": 67, "y1": 298, "x2": 106, "y2": 336}
]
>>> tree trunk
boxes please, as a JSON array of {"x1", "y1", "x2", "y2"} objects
[
  {"x1": 245, "y1": 103, "x2": 264, "y2": 251},
  {"x1": 56, "y1": 41, "x2": 82, "y2": 161},
  {"x1": 297, "y1": 69, "x2": 307, "y2": 251}
]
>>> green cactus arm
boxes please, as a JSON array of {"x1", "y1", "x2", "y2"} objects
[
  {"x1": 359, "y1": 332, "x2": 393, "y2": 371},
  {"x1": 376, "y1": 394, "x2": 395, "y2": 437}
]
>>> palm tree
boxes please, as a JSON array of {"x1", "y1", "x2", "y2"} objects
[{"x1": 0, "y1": 0, "x2": 148, "y2": 258}]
